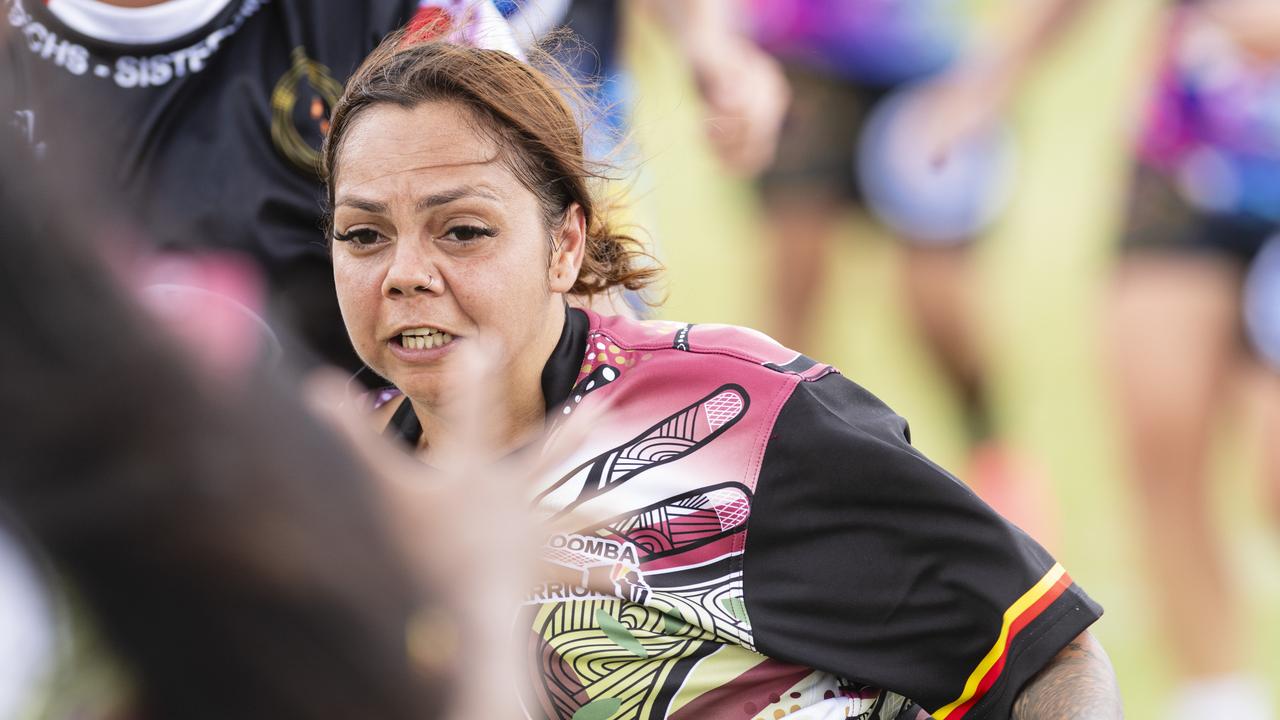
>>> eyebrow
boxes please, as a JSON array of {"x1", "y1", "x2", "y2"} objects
[
  {"x1": 335, "y1": 185, "x2": 503, "y2": 214},
  {"x1": 416, "y1": 185, "x2": 502, "y2": 211}
]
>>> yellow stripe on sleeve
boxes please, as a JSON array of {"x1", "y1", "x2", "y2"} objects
[{"x1": 932, "y1": 563, "x2": 1067, "y2": 719}]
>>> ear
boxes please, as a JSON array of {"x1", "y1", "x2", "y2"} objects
[{"x1": 548, "y1": 203, "x2": 587, "y2": 294}]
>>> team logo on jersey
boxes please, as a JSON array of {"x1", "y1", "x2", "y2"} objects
[{"x1": 270, "y1": 46, "x2": 343, "y2": 175}]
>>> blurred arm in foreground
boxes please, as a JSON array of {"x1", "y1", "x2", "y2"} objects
[{"x1": 0, "y1": 127, "x2": 531, "y2": 719}]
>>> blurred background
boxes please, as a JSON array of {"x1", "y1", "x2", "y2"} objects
[
  {"x1": 3, "y1": 0, "x2": 1278, "y2": 717},
  {"x1": 619, "y1": 0, "x2": 1278, "y2": 717}
]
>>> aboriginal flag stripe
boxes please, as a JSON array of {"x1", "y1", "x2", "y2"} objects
[{"x1": 932, "y1": 563, "x2": 1072, "y2": 719}]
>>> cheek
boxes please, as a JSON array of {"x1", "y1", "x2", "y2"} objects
[
  {"x1": 333, "y1": 258, "x2": 382, "y2": 342},
  {"x1": 451, "y1": 244, "x2": 551, "y2": 336}
]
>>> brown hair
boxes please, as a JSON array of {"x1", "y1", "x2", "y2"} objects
[{"x1": 322, "y1": 34, "x2": 661, "y2": 299}]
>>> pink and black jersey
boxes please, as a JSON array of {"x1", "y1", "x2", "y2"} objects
[{"x1": 385, "y1": 308, "x2": 1102, "y2": 720}]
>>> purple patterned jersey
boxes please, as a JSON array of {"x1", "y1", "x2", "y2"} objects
[{"x1": 747, "y1": 0, "x2": 967, "y2": 84}]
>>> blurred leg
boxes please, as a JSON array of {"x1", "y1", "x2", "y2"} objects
[
  {"x1": 764, "y1": 195, "x2": 843, "y2": 352},
  {"x1": 902, "y1": 242, "x2": 1059, "y2": 544},
  {"x1": 1260, "y1": 368, "x2": 1280, "y2": 525},
  {"x1": 757, "y1": 66, "x2": 869, "y2": 353},
  {"x1": 900, "y1": 244, "x2": 983, "y2": 421},
  {"x1": 1106, "y1": 253, "x2": 1243, "y2": 679}
]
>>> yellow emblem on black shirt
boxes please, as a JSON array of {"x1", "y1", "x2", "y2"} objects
[{"x1": 270, "y1": 47, "x2": 343, "y2": 175}]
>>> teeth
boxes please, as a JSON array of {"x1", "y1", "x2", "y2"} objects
[{"x1": 399, "y1": 331, "x2": 453, "y2": 350}]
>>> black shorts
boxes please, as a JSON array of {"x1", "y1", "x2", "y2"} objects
[
  {"x1": 756, "y1": 64, "x2": 892, "y2": 206},
  {"x1": 1120, "y1": 163, "x2": 1275, "y2": 264},
  {"x1": 1120, "y1": 162, "x2": 1280, "y2": 369}
]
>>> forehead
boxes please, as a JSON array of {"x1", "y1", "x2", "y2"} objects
[{"x1": 334, "y1": 100, "x2": 518, "y2": 199}]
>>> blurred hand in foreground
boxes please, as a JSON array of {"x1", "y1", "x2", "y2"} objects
[{"x1": 304, "y1": 338, "x2": 599, "y2": 720}]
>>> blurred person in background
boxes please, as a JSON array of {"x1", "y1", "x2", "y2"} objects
[
  {"x1": 496, "y1": 0, "x2": 790, "y2": 317},
  {"x1": 324, "y1": 36, "x2": 1121, "y2": 720},
  {"x1": 1, "y1": 0, "x2": 520, "y2": 379},
  {"x1": 1106, "y1": 0, "x2": 1280, "y2": 716},
  {"x1": 747, "y1": 0, "x2": 1099, "y2": 537},
  {"x1": 0, "y1": 125, "x2": 460, "y2": 719},
  {"x1": 499, "y1": 0, "x2": 788, "y2": 176}
]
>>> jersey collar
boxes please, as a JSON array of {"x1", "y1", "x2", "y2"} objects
[{"x1": 539, "y1": 306, "x2": 590, "y2": 411}]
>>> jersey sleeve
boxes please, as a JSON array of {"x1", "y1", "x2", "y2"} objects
[{"x1": 742, "y1": 373, "x2": 1102, "y2": 720}]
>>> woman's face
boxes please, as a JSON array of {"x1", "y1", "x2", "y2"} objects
[{"x1": 331, "y1": 100, "x2": 580, "y2": 406}]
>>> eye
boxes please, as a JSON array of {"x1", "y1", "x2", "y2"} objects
[
  {"x1": 333, "y1": 228, "x2": 386, "y2": 247},
  {"x1": 440, "y1": 225, "x2": 498, "y2": 244}
]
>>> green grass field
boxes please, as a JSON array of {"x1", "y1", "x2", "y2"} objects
[{"x1": 625, "y1": 3, "x2": 1280, "y2": 717}]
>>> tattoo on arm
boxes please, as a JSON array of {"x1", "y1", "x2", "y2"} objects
[{"x1": 1011, "y1": 631, "x2": 1123, "y2": 720}]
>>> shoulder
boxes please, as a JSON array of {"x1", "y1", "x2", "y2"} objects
[
  {"x1": 571, "y1": 311, "x2": 878, "y2": 458},
  {"x1": 585, "y1": 311, "x2": 838, "y2": 384},
  {"x1": 769, "y1": 369, "x2": 915, "y2": 451},
  {"x1": 559, "y1": 314, "x2": 912, "y2": 501}
]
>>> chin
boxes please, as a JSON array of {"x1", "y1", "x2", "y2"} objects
[{"x1": 386, "y1": 372, "x2": 445, "y2": 406}]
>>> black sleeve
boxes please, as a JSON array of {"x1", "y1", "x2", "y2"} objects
[{"x1": 743, "y1": 373, "x2": 1102, "y2": 720}]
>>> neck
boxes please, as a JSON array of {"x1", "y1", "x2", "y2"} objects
[
  {"x1": 409, "y1": 387, "x2": 546, "y2": 463},
  {"x1": 411, "y1": 302, "x2": 567, "y2": 460}
]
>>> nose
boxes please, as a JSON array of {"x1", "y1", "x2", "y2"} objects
[{"x1": 382, "y1": 237, "x2": 439, "y2": 298}]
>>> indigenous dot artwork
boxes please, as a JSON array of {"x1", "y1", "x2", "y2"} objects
[{"x1": 576, "y1": 333, "x2": 653, "y2": 385}]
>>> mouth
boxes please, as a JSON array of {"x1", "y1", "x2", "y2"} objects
[{"x1": 393, "y1": 327, "x2": 455, "y2": 350}]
